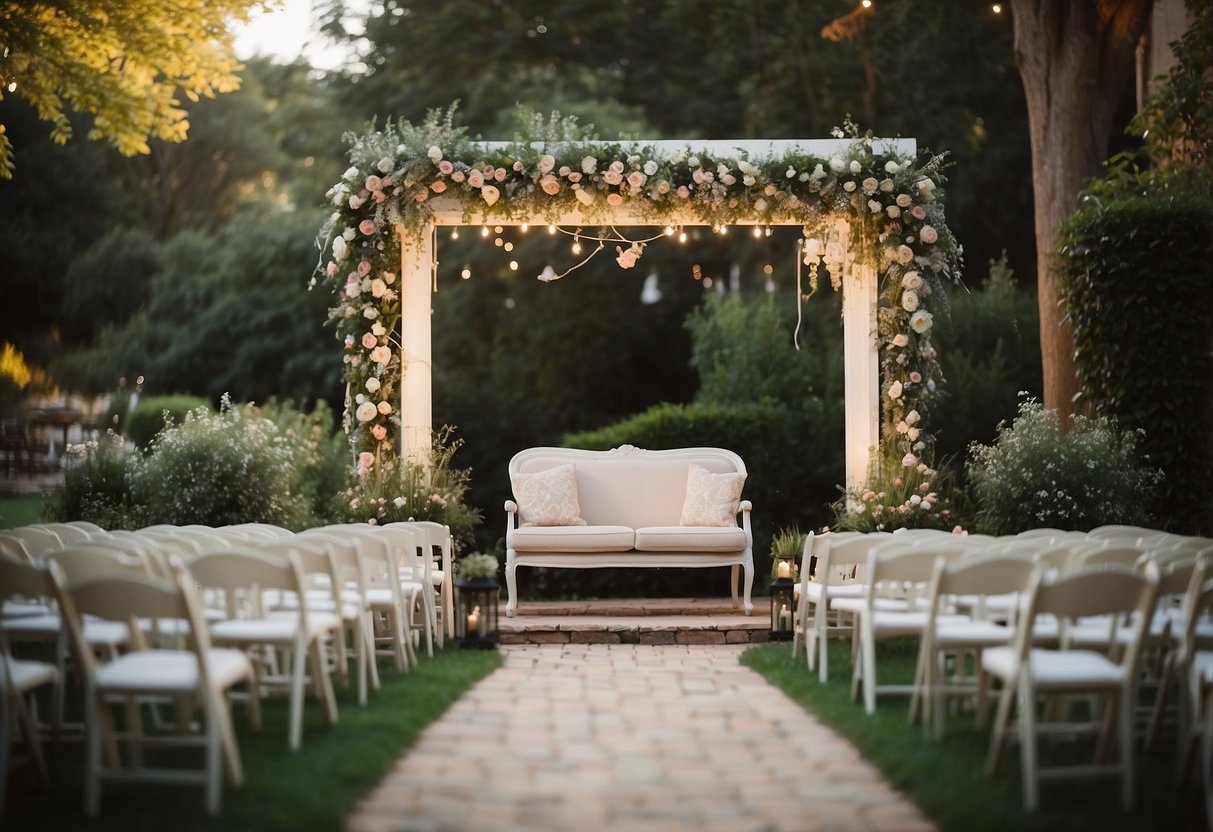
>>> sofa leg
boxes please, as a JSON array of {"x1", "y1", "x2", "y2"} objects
[
  {"x1": 743, "y1": 558, "x2": 754, "y2": 615},
  {"x1": 505, "y1": 552, "x2": 518, "y2": 618}
]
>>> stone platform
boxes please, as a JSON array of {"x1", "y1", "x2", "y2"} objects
[{"x1": 498, "y1": 597, "x2": 774, "y2": 645}]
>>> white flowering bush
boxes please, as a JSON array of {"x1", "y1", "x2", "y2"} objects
[
  {"x1": 831, "y1": 450, "x2": 962, "y2": 533},
  {"x1": 966, "y1": 399, "x2": 1163, "y2": 534},
  {"x1": 128, "y1": 396, "x2": 311, "y2": 528},
  {"x1": 315, "y1": 108, "x2": 961, "y2": 464},
  {"x1": 50, "y1": 431, "x2": 144, "y2": 529}
]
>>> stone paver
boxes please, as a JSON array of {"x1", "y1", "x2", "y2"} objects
[{"x1": 345, "y1": 644, "x2": 935, "y2": 832}]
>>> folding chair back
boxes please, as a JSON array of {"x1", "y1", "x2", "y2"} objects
[{"x1": 42, "y1": 546, "x2": 151, "y2": 583}]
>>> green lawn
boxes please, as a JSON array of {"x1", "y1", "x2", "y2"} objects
[
  {"x1": 0, "y1": 493, "x2": 48, "y2": 528},
  {"x1": 742, "y1": 639, "x2": 1206, "y2": 832},
  {"x1": 4, "y1": 647, "x2": 502, "y2": 831}
]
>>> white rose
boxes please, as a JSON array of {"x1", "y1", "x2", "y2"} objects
[
  {"x1": 481, "y1": 185, "x2": 500, "y2": 206},
  {"x1": 868, "y1": 199, "x2": 882, "y2": 214},
  {"x1": 342, "y1": 166, "x2": 359, "y2": 180},
  {"x1": 537, "y1": 154, "x2": 556, "y2": 173},
  {"x1": 880, "y1": 178, "x2": 895, "y2": 192},
  {"x1": 896, "y1": 193, "x2": 913, "y2": 208},
  {"x1": 377, "y1": 157, "x2": 393, "y2": 173},
  {"x1": 901, "y1": 290, "x2": 919, "y2": 312},
  {"x1": 427, "y1": 146, "x2": 442, "y2": 162},
  {"x1": 371, "y1": 278, "x2": 387, "y2": 298},
  {"x1": 885, "y1": 160, "x2": 900, "y2": 174},
  {"x1": 332, "y1": 236, "x2": 348, "y2": 261},
  {"x1": 581, "y1": 156, "x2": 597, "y2": 174},
  {"x1": 829, "y1": 157, "x2": 845, "y2": 172},
  {"x1": 574, "y1": 187, "x2": 595, "y2": 206},
  {"x1": 377, "y1": 401, "x2": 392, "y2": 415},
  {"x1": 365, "y1": 377, "x2": 381, "y2": 393},
  {"x1": 910, "y1": 310, "x2": 934, "y2": 334},
  {"x1": 843, "y1": 181, "x2": 856, "y2": 192},
  {"x1": 355, "y1": 402, "x2": 378, "y2": 423},
  {"x1": 906, "y1": 409, "x2": 920, "y2": 425},
  {"x1": 849, "y1": 160, "x2": 862, "y2": 174},
  {"x1": 902, "y1": 271, "x2": 923, "y2": 290},
  {"x1": 886, "y1": 205, "x2": 901, "y2": 218},
  {"x1": 643, "y1": 160, "x2": 658, "y2": 176},
  {"x1": 907, "y1": 427, "x2": 920, "y2": 440},
  {"x1": 902, "y1": 453, "x2": 918, "y2": 468},
  {"x1": 370, "y1": 345, "x2": 392, "y2": 364},
  {"x1": 888, "y1": 380, "x2": 903, "y2": 400}
]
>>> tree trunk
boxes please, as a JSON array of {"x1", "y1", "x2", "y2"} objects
[{"x1": 1010, "y1": 0, "x2": 1153, "y2": 417}]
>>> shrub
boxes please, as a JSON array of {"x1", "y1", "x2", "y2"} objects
[
  {"x1": 1058, "y1": 189, "x2": 1213, "y2": 532},
  {"x1": 965, "y1": 399, "x2": 1163, "y2": 534},
  {"x1": 831, "y1": 450, "x2": 963, "y2": 533},
  {"x1": 128, "y1": 396, "x2": 311, "y2": 528},
  {"x1": 334, "y1": 427, "x2": 483, "y2": 551},
  {"x1": 124, "y1": 394, "x2": 210, "y2": 448},
  {"x1": 257, "y1": 398, "x2": 348, "y2": 526},
  {"x1": 47, "y1": 431, "x2": 143, "y2": 529}
]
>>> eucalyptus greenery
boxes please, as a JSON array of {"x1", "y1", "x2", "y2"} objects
[{"x1": 456, "y1": 552, "x2": 499, "y2": 581}]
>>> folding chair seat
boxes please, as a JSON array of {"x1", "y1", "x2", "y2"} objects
[
  {"x1": 53, "y1": 564, "x2": 253, "y2": 816},
  {"x1": 187, "y1": 547, "x2": 340, "y2": 751},
  {"x1": 980, "y1": 563, "x2": 1159, "y2": 811}
]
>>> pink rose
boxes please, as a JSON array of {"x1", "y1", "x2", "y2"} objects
[
  {"x1": 862, "y1": 177, "x2": 879, "y2": 194},
  {"x1": 892, "y1": 333, "x2": 909, "y2": 348},
  {"x1": 430, "y1": 180, "x2": 447, "y2": 193},
  {"x1": 372, "y1": 190, "x2": 387, "y2": 203},
  {"x1": 656, "y1": 180, "x2": 670, "y2": 194},
  {"x1": 558, "y1": 165, "x2": 571, "y2": 176},
  {"x1": 326, "y1": 261, "x2": 338, "y2": 277},
  {"x1": 608, "y1": 160, "x2": 625, "y2": 174},
  {"x1": 358, "y1": 259, "x2": 373, "y2": 276},
  {"x1": 909, "y1": 371, "x2": 923, "y2": 384},
  {"x1": 512, "y1": 160, "x2": 524, "y2": 172},
  {"x1": 567, "y1": 171, "x2": 582, "y2": 183},
  {"x1": 627, "y1": 171, "x2": 646, "y2": 188},
  {"x1": 494, "y1": 167, "x2": 507, "y2": 182},
  {"x1": 468, "y1": 170, "x2": 484, "y2": 188},
  {"x1": 359, "y1": 219, "x2": 376, "y2": 236},
  {"x1": 676, "y1": 185, "x2": 690, "y2": 199},
  {"x1": 920, "y1": 225, "x2": 939, "y2": 244},
  {"x1": 361, "y1": 332, "x2": 377, "y2": 350},
  {"x1": 438, "y1": 160, "x2": 453, "y2": 175},
  {"x1": 540, "y1": 174, "x2": 560, "y2": 195},
  {"x1": 897, "y1": 245, "x2": 914, "y2": 265},
  {"x1": 911, "y1": 205, "x2": 926, "y2": 220},
  {"x1": 616, "y1": 248, "x2": 638, "y2": 269},
  {"x1": 451, "y1": 170, "x2": 465, "y2": 183},
  {"x1": 603, "y1": 170, "x2": 622, "y2": 185},
  {"x1": 606, "y1": 192, "x2": 624, "y2": 206},
  {"x1": 365, "y1": 175, "x2": 382, "y2": 191}
]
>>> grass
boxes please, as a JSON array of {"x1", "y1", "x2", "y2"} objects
[
  {"x1": 4, "y1": 646, "x2": 503, "y2": 831},
  {"x1": 742, "y1": 639, "x2": 1206, "y2": 832},
  {"x1": 0, "y1": 493, "x2": 48, "y2": 528}
]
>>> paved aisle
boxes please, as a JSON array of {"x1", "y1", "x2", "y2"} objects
[{"x1": 346, "y1": 645, "x2": 935, "y2": 832}]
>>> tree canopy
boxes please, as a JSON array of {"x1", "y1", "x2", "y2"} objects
[{"x1": 0, "y1": 0, "x2": 265, "y2": 179}]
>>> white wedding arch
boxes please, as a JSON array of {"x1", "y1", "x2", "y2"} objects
[{"x1": 316, "y1": 115, "x2": 961, "y2": 493}]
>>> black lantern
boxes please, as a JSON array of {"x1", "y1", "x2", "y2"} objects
[
  {"x1": 769, "y1": 574, "x2": 796, "y2": 642},
  {"x1": 455, "y1": 577, "x2": 499, "y2": 649}
]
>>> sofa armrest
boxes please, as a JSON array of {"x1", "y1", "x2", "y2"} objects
[
  {"x1": 739, "y1": 499, "x2": 753, "y2": 546},
  {"x1": 505, "y1": 500, "x2": 518, "y2": 539}
]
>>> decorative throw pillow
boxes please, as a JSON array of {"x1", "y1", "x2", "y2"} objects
[
  {"x1": 679, "y1": 464, "x2": 746, "y2": 527},
  {"x1": 512, "y1": 464, "x2": 586, "y2": 527}
]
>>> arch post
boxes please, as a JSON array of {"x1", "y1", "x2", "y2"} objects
[
  {"x1": 841, "y1": 235, "x2": 880, "y2": 496},
  {"x1": 398, "y1": 224, "x2": 434, "y2": 463}
]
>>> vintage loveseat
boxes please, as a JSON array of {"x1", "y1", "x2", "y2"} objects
[{"x1": 503, "y1": 445, "x2": 754, "y2": 617}]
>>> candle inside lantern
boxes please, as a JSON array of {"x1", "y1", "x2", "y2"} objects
[
  {"x1": 778, "y1": 603, "x2": 791, "y2": 632},
  {"x1": 467, "y1": 605, "x2": 481, "y2": 636},
  {"x1": 776, "y1": 560, "x2": 791, "y2": 579}
]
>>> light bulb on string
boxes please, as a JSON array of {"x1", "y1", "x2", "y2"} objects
[
  {"x1": 481, "y1": 226, "x2": 490, "y2": 238},
  {"x1": 752, "y1": 227, "x2": 763, "y2": 238},
  {"x1": 664, "y1": 226, "x2": 675, "y2": 236},
  {"x1": 504, "y1": 242, "x2": 514, "y2": 252},
  {"x1": 508, "y1": 260, "x2": 519, "y2": 271},
  {"x1": 548, "y1": 224, "x2": 557, "y2": 234},
  {"x1": 460, "y1": 266, "x2": 472, "y2": 279},
  {"x1": 520, "y1": 223, "x2": 529, "y2": 233},
  {"x1": 494, "y1": 226, "x2": 504, "y2": 234},
  {"x1": 450, "y1": 229, "x2": 459, "y2": 240},
  {"x1": 678, "y1": 230, "x2": 688, "y2": 244}
]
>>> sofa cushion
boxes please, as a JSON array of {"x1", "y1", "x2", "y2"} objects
[
  {"x1": 511, "y1": 525, "x2": 635, "y2": 552},
  {"x1": 511, "y1": 464, "x2": 586, "y2": 527},
  {"x1": 679, "y1": 464, "x2": 746, "y2": 526},
  {"x1": 634, "y1": 526, "x2": 748, "y2": 552}
]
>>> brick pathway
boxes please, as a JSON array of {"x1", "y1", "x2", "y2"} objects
[{"x1": 346, "y1": 645, "x2": 935, "y2": 832}]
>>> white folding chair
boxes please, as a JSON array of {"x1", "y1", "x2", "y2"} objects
[
  {"x1": 850, "y1": 541, "x2": 973, "y2": 715},
  {"x1": 792, "y1": 531, "x2": 887, "y2": 683},
  {"x1": 0, "y1": 559, "x2": 60, "y2": 817},
  {"x1": 54, "y1": 564, "x2": 253, "y2": 816},
  {"x1": 187, "y1": 547, "x2": 340, "y2": 751},
  {"x1": 914, "y1": 552, "x2": 1035, "y2": 737},
  {"x1": 980, "y1": 562, "x2": 1159, "y2": 811},
  {"x1": 399, "y1": 520, "x2": 454, "y2": 644}
]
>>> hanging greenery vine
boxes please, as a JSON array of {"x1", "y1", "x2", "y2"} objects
[{"x1": 314, "y1": 108, "x2": 962, "y2": 471}]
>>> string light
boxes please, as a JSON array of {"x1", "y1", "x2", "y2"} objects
[
  {"x1": 678, "y1": 230, "x2": 688, "y2": 243},
  {"x1": 664, "y1": 226, "x2": 675, "y2": 236},
  {"x1": 460, "y1": 266, "x2": 472, "y2": 279},
  {"x1": 450, "y1": 229, "x2": 459, "y2": 240},
  {"x1": 861, "y1": 0, "x2": 872, "y2": 8},
  {"x1": 991, "y1": 2, "x2": 1002, "y2": 12},
  {"x1": 508, "y1": 260, "x2": 518, "y2": 271},
  {"x1": 481, "y1": 226, "x2": 490, "y2": 237},
  {"x1": 572, "y1": 238, "x2": 582, "y2": 255},
  {"x1": 520, "y1": 222, "x2": 529, "y2": 233},
  {"x1": 752, "y1": 227, "x2": 763, "y2": 238},
  {"x1": 548, "y1": 224, "x2": 557, "y2": 234},
  {"x1": 494, "y1": 226, "x2": 504, "y2": 234},
  {"x1": 503, "y1": 242, "x2": 514, "y2": 252},
  {"x1": 494, "y1": 238, "x2": 504, "y2": 247}
]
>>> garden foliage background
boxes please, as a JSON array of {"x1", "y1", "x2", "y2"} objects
[{"x1": 5, "y1": 0, "x2": 1208, "y2": 589}]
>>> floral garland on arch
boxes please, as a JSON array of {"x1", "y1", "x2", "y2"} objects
[{"x1": 314, "y1": 109, "x2": 962, "y2": 470}]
